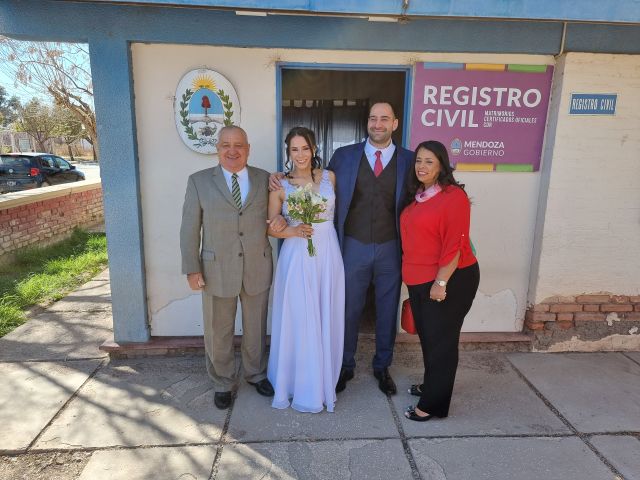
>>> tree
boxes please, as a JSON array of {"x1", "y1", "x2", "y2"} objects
[
  {"x1": 52, "y1": 104, "x2": 84, "y2": 161},
  {"x1": 0, "y1": 37, "x2": 98, "y2": 159},
  {"x1": 15, "y1": 98, "x2": 57, "y2": 152},
  {"x1": 0, "y1": 86, "x2": 21, "y2": 126}
]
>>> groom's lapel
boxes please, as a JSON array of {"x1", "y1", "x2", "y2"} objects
[
  {"x1": 395, "y1": 147, "x2": 408, "y2": 208},
  {"x1": 342, "y1": 142, "x2": 365, "y2": 215}
]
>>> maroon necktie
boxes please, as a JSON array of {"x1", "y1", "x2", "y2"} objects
[{"x1": 373, "y1": 150, "x2": 383, "y2": 177}]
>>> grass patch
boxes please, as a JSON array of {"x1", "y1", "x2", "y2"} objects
[{"x1": 0, "y1": 228, "x2": 108, "y2": 337}]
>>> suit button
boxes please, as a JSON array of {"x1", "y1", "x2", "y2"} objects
[
  {"x1": 238, "y1": 252, "x2": 243, "y2": 257},
  {"x1": 239, "y1": 232, "x2": 244, "y2": 236},
  {"x1": 239, "y1": 212, "x2": 243, "y2": 216}
]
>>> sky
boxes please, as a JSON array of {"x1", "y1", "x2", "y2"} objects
[
  {"x1": 1, "y1": 71, "x2": 17, "y2": 98},
  {"x1": 0, "y1": 39, "x2": 91, "y2": 105},
  {"x1": 0, "y1": 69, "x2": 42, "y2": 103}
]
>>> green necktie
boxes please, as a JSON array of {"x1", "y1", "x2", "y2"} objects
[{"x1": 231, "y1": 173, "x2": 242, "y2": 209}]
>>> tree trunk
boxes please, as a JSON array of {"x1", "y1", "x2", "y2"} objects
[{"x1": 67, "y1": 143, "x2": 75, "y2": 161}]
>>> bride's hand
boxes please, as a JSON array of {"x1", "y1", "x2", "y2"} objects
[
  {"x1": 267, "y1": 215, "x2": 287, "y2": 233},
  {"x1": 294, "y1": 224, "x2": 314, "y2": 239}
]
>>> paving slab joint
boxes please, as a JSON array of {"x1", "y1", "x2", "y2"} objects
[
  {"x1": 24, "y1": 442, "x2": 220, "y2": 455},
  {"x1": 586, "y1": 432, "x2": 640, "y2": 439},
  {"x1": 621, "y1": 351, "x2": 640, "y2": 367},
  {"x1": 45, "y1": 308, "x2": 112, "y2": 314},
  {"x1": 504, "y1": 356, "x2": 625, "y2": 479},
  {"x1": 0, "y1": 356, "x2": 108, "y2": 364},
  {"x1": 26, "y1": 359, "x2": 107, "y2": 452},
  {"x1": 209, "y1": 391, "x2": 236, "y2": 480},
  {"x1": 385, "y1": 394, "x2": 422, "y2": 480}
]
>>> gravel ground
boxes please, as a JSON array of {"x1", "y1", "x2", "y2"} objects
[{"x1": 0, "y1": 451, "x2": 91, "y2": 480}]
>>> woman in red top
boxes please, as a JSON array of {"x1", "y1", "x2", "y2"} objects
[{"x1": 400, "y1": 140, "x2": 479, "y2": 422}]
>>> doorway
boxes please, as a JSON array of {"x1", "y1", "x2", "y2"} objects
[
  {"x1": 278, "y1": 64, "x2": 411, "y2": 333},
  {"x1": 278, "y1": 66, "x2": 409, "y2": 168}
]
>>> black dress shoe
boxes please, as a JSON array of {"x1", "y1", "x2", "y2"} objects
[
  {"x1": 404, "y1": 406, "x2": 435, "y2": 422},
  {"x1": 408, "y1": 384, "x2": 423, "y2": 397},
  {"x1": 335, "y1": 368, "x2": 354, "y2": 393},
  {"x1": 214, "y1": 391, "x2": 232, "y2": 410},
  {"x1": 248, "y1": 378, "x2": 274, "y2": 397},
  {"x1": 373, "y1": 368, "x2": 397, "y2": 395}
]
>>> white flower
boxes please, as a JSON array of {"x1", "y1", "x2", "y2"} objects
[{"x1": 310, "y1": 192, "x2": 324, "y2": 206}]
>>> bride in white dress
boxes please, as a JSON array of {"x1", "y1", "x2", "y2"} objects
[{"x1": 266, "y1": 126, "x2": 345, "y2": 413}]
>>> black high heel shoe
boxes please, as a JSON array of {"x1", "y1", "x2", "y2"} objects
[
  {"x1": 408, "y1": 384, "x2": 423, "y2": 397},
  {"x1": 404, "y1": 405, "x2": 435, "y2": 422}
]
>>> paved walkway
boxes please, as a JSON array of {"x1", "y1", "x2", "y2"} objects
[{"x1": 1, "y1": 270, "x2": 639, "y2": 479}]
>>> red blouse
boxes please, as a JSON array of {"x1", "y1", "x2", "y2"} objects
[{"x1": 400, "y1": 185, "x2": 477, "y2": 286}]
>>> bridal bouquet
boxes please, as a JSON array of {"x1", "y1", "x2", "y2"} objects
[{"x1": 287, "y1": 183, "x2": 328, "y2": 256}]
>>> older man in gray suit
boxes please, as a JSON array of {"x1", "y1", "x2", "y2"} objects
[{"x1": 180, "y1": 125, "x2": 278, "y2": 409}]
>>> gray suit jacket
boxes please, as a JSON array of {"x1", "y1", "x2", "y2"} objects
[{"x1": 180, "y1": 165, "x2": 273, "y2": 298}]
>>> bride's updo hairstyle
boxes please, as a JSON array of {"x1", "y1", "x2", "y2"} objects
[{"x1": 284, "y1": 126, "x2": 322, "y2": 182}]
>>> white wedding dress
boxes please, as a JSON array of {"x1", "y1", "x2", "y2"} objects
[{"x1": 267, "y1": 170, "x2": 345, "y2": 413}]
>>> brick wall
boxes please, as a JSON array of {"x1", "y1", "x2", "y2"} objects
[
  {"x1": 0, "y1": 180, "x2": 103, "y2": 258},
  {"x1": 525, "y1": 295, "x2": 640, "y2": 351}
]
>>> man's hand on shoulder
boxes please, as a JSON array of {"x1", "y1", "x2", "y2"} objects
[
  {"x1": 187, "y1": 272, "x2": 205, "y2": 291},
  {"x1": 268, "y1": 172, "x2": 285, "y2": 192}
]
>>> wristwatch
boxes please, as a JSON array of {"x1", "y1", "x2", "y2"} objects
[{"x1": 435, "y1": 279, "x2": 447, "y2": 287}]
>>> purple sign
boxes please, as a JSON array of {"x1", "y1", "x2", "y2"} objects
[{"x1": 409, "y1": 63, "x2": 554, "y2": 172}]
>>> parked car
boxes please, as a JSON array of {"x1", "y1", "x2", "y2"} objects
[{"x1": 0, "y1": 153, "x2": 86, "y2": 194}]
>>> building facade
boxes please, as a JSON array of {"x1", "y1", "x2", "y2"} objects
[{"x1": 2, "y1": 0, "x2": 638, "y2": 350}]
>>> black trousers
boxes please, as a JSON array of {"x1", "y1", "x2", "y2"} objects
[{"x1": 407, "y1": 262, "x2": 480, "y2": 417}]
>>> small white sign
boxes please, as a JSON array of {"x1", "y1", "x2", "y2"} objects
[{"x1": 18, "y1": 138, "x2": 31, "y2": 152}]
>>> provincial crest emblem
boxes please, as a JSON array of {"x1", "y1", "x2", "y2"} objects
[
  {"x1": 450, "y1": 138, "x2": 462, "y2": 156},
  {"x1": 174, "y1": 69, "x2": 240, "y2": 154}
]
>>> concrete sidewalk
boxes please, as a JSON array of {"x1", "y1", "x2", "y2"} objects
[{"x1": 1, "y1": 271, "x2": 639, "y2": 480}]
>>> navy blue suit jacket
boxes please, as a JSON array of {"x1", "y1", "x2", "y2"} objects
[{"x1": 327, "y1": 141, "x2": 414, "y2": 251}]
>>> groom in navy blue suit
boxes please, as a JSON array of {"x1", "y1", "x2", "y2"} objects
[{"x1": 329, "y1": 102, "x2": 414, "y2": 395}]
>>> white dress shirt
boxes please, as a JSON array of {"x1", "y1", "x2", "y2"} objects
[
  {"x1": 364, "y1": 138, "x2": 396, "y2": 172},
  {"x1": 220, "y1": 166, "x2": 249, "y2": 205}
]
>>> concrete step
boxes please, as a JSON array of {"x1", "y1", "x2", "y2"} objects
[{"x1": 100, "y1": 332, "x2": 532, "y2": 358}]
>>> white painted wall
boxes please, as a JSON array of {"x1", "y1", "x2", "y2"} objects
[
  {"x1": 529, "y1": 53, "x2": 640, "y2": 303},
  {"x1": 131, "y1": 43, "x2": 554, "y2": 335}
]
